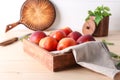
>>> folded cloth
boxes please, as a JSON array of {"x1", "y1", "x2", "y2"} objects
[{"x1": 50, "y1": 41, "x2": 120, "y2": 80}]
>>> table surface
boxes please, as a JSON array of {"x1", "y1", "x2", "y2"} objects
[{"x1": 0, "y1": 29, "x2": 120, "y2": 80}]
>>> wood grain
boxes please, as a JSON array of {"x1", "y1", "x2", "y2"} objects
[{"x1": 23, "y1": 39, "x2": 78, "y2": 72}]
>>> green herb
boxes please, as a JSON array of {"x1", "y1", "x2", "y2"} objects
[
  {"x1": 110, "y1": 52, "x2": 120, "y2": 68},
  {"x1": 86, "y1": 5, "x2": 111, "y2": 25},
  {"x1": 19, "y1": 33, "x2": 31, "y2": 41},
  {"x1": 102, "y1": 39, "x2": 114, "y2": 45},
  {"x1": 102, "y1": 40, "x2": 120, "y2": 68},
  {"x1": 117, "y1": 62, "x2": 120, "y2": 67},
  {"x1": 20, "y1": 35, "x2": 29, "y2": 41},
  {"x1": 110, "y1": 52, "x2": 120, "y2": 60}
]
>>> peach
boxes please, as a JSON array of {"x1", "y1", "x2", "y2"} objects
[
  {"x1": 39, "y1": 36, "x2": 58, "y2": 51},
  {"x1": 49, "y1": 30, "x2": 66, "y2": 41},
  {"x1": 61, "y1": 27, "x2": 73, "y2": 35},
  {"x1": 57, "y1": 38, "x2": 76, "y2": 50},
  {"x1": 77, "y1": 34, "x2": 95, "y2": 44},
  {"x1": 29, "y1": 31, "x2": 47, "y2": 45},
  {"x1": 67, "y1": 31, "x2": 82, "y2": 41}
]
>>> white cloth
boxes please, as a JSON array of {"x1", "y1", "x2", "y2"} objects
[{"x1": 51, "y1": 41, "x2": 120, "y2": 80}]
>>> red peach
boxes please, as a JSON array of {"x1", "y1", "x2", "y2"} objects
[
  {"x1": 67, "y1": 31, "x2": 82, "y2": 41},
  {"x1": 29, "y1": 31, "x2": 47, "y2": 45},
  {"x1": 57, "y1": 38, "x2": 76, "y2": 50},
  {"x1": 49, "y1": 30, "x2": 66, "y2": 41},
  {"x1": 39, "y1": 37, "x2": 58, "y2": 51},
  {"x1": 77, "y1": 34, "x2": 95, "y2": 44},
  {"x1": 60, "y1": 27, "x2": 73, "y2": 35}
]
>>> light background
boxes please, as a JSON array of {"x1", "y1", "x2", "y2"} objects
[{"x1": 0, "y1": 0, "x2": 120, "y2": 34}]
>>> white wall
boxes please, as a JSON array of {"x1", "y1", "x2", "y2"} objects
[{"x1": 0, "y1": 0, "x2": 120, "y2": 34}]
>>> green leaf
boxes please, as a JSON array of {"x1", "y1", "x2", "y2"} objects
[
  {"x1": 102, "y1": 39, "x2": 114, "y2": 45},
  {"x1": 88, "y1": 10, "x2": 94, "y2": 16},
  {"x1": 94, "y1": 10, "x2": 100, "y2": 14},
  {"x1": 19, "y1": 33, "x2": 31, "y2": 41},
  {"x1": 95, "y1": 7, "x2": 100, "y2": 11},
  {"x1": 110, "y1": 52, "x2": 120, "y2": 60},
  {"x1": 95, "y1": 15, "x2": 103, "y2": 25},
  {"x1": 110, "y1": 52, "x2": 120, "y2": 69},
  {"x1": 85, "y1": 15, "x2": 90, "y2": 21},
  {"x1": 103, "y1": 11, "x2": 109, "y2": 17},
  {"x1": 104, "y1": 6, "x2": 110, "y2": 11},
  {"x1": 117, "y1": 62, "x2": 120, "y2": 67},
  {"x1": 109, "y1": 13, "x2": 112, "y2": 16},
  {"x1": 85, "y1": 5, "x2": 111, "y2": 25}
]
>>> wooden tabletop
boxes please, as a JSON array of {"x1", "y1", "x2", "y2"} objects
[{"x1": 0, "y1": 29, "x2": 120, "y2": 80}]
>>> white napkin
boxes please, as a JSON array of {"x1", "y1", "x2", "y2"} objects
[{"x1": 50, "y1": 41, "x2": 120, "y2": 80}]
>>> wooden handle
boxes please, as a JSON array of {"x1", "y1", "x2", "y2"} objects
[
  {"x1": 5, "y1": 21, "x2": 20, "y2": 32},
  {"x1": 0, "y1": 37, "x2": 18, "y2": 46}
]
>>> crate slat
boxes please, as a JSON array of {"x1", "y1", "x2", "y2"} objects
[{"x1": 23, "y1": 39, "x2": 78, "y2": 72}]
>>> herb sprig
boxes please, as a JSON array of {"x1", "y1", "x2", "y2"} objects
[
  {"x1": 102, "y1": 39, "x2": 114, "y2": 45},
  {"x1": 86, "y1": 5, "x2": 111, "y2": 25},
  {"x1": 102, "y1": 39, "x2": 120, "y2": 68}
]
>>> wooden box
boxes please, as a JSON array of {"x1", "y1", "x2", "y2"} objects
[{"x1": 23, "y1": 39, "x2": 78, "y2": 72}]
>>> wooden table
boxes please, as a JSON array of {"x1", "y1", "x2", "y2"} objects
[{"x1": 0, "y1": 29, "x2": 120, "y2": 80}]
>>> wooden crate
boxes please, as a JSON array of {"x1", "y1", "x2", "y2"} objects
[{"x1": 23, "y1": 39, "x2": 78, "y2": 72}]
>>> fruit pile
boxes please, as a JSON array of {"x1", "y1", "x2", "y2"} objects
[{"x1": 29, "y1": 27, "x2": 95, "y2": 51}]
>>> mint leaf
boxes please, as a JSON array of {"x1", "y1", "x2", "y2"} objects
[
  {"x1": 104, "y1": 6, "x2": 110, "y2": 11},
  {"x1": 85, "y1": 15, "x2": 90, "y2": 21},
  {"x1": 102, "y1": 39, "x2": 114, "y2": 45},
  {"x1": 85, "y1": 5, "x2": 111, "y2": 25},
  {"x1": 19, "y1": 33, "x2": 31, "y2": 41},
  {"x1": 103, "y1": 11, "x2": 109, "y2": 17},
  {"x1": 110, "y1": 52, "x2": 120, "y2": 69},
  {"x1": 95, "y1": 15, "x2": 103, "y2": 25},
  {"x1": 116, "y1": 63, "x2": 120, "y2": 70},
  {"x1": 88, "y1": 10, "x2": 94, "y2": 16},
  {"x1": 110, "y1": 52, "x2": 120, "y2": 60}
]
